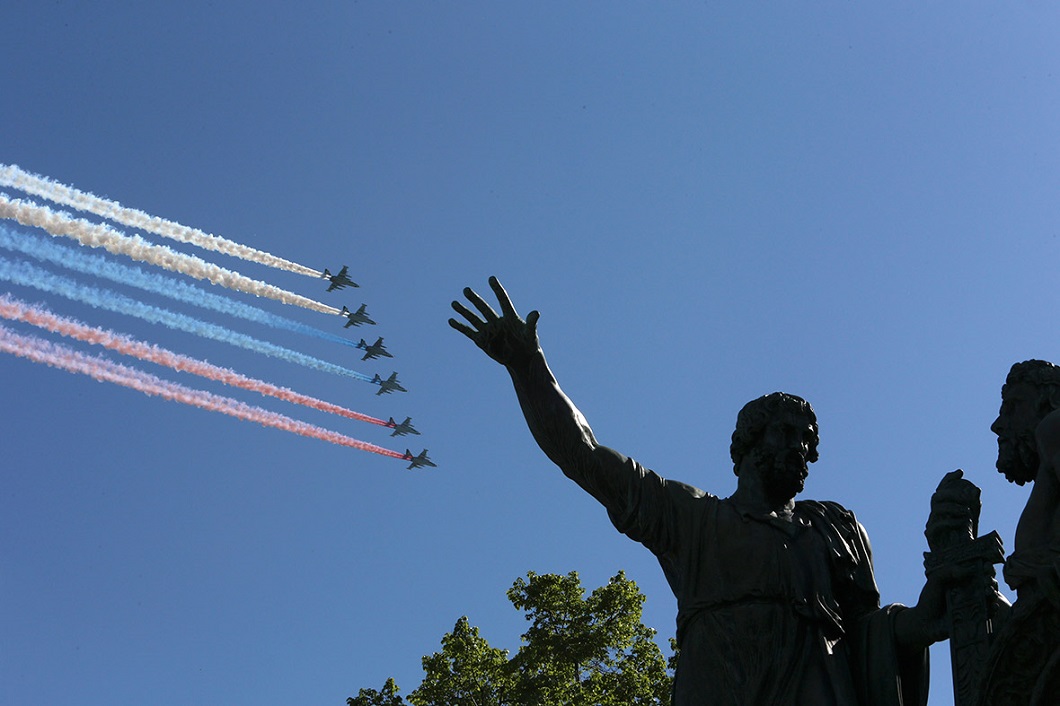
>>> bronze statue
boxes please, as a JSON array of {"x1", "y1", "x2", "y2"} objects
[
  {"x1": 450, "y1": 277, "x2": 997, "y2": 706},
  {"x1": 978, "y1": 360, "x2": 1060, "y2": 705}
]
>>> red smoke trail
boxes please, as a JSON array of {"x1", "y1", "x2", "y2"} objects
[
  {"x1": 0, "y1": 294, "x2": 390, "y2": 427},
  {"x1": 0, "y1": 323, "x2": 406, "y2": 459}
]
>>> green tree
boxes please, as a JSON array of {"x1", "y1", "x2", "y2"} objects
[
  {"x1": 348, "y1": 571, "x2": 673, "y2": 706},
  {"x1": 410, "y1": 616, "x2": 512, "y2": 706},
  {"x1": 347, "y1": 677, "x2": 405, "y2": 706}
]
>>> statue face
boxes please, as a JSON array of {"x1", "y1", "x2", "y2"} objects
[
  {"x1": 753, "y1": 412, "x2": 816, "y2": 501},
  {"x1": 992, "y1": 381, "x2": 1041, "y2": 485}
]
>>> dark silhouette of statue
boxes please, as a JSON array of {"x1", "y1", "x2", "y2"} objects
[
  {"x1": 977, "y1": 360, "x2": 1060, "y2": 705},
  {"x1": 450, "y1": 277, "x2": 997, "y2": 706}
]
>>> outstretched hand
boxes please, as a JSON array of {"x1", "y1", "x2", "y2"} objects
[{"x1": 449, "y1": 276, "x2": 541, "y2": 368}]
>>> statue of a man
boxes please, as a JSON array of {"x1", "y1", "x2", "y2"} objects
[
  {"x1": 450, "y1": 277, "x2": 979, "y2": 706},
  {"x1": 978, "y1": 359, "x2": 1060, "y2": 705}
]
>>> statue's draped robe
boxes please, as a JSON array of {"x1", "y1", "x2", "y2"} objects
[
  {"x1": 563, "y1": 449, "x2": 928, "y2": 706},
  {"x1": 978, "y1": 548, "x2": 1060, "y2": 705}
]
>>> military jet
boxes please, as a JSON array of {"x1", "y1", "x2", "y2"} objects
[
  {"x1": 323, "y1": 265, "x2": 358, "y2": 291},
  {"x1": 371, "y1": 372, "x2": 407, "y2": 395},
  {"x1": 403, "y1": 449, "x2": 436, "y2": 470},
  {"x1": 356, "y1": 337, "x2": 393, "y2": 361},
  {"x1": 384, "y1": 416, "x2": 420, "y2": 437},
  {"x1": 340, "y1": 304, "x2": 376, "y2": 328}
]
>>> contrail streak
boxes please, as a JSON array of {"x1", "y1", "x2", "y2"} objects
[
  {"x1": 0, "y1": 224, "x2": 356, "y2": 348},
  {"x1": 0, "y1": 293, "x2": 390, "y2": 427},
  {"x1": 0, "y1": 255, "x2": 374, "y2": 383},
  {"x1": 0, "y1": 323, "x2": 405, "y2": 458},
  {"x1": 0, "y1": 194, "x2": 339, "y2": 315},
  {"x1": 0, "y1": 163, "x2": 323, "y2": 277}
]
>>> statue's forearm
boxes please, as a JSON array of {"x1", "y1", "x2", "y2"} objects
[
  {"x1": 892, "y1": 604, "x2": 943, "y2": 650},
  {"x1": 506, "y1": 349, "x2": 600, "y2": 473}
]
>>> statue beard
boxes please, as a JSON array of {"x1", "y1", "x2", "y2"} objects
[
  {"x1": 753, "y1": 446, "x2": 808, "y2": 502},
  {"x1": 997, "y1": 430, "x2": 1039, "y2": 486}
]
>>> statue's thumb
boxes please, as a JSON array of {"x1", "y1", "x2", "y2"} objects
[{"x1": 527, "y1": 310, "x2": 541, "y2": 329}]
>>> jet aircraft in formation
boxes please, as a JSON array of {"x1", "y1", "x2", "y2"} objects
[
  {"x1": 371, "y1": 372, "x2": 406, "y2": 395},
  {"x1": 384, "y1": 417, "x2": 420, "y2": 437},
  {"x1": 356, "y1": 337, "x2": 393, "y2": 361},
  {"x1": 403, "y1": 449, "x2": 436, "y2": 470},
  {"x1": 323, "y1": 261, "x2": 420, "y2": 447},
  {"x1": 323, "y1": 265, "x2": 358, "y2": 291},
  {"x1": 340, "y1": 304, "x2": 376, "y2": 328}
]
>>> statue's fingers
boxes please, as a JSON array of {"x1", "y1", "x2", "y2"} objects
[
  {"x1": 448, "y1": 317, "x2": 478, "y2": 340},
  {"x1": 526, "y1": 309, "x2": 540, "y2": 333},
  {"x1": 489, "y1": 276, "x2": 520, "y2": 320},
  {"x1": 464, "y1": 286, "x2": 499, "y2": 322},
  {"x1": 451, "y1": 300, "x2": 485, "y2": 328}
]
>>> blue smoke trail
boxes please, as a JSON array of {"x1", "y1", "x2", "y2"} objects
[
  {"x1": 0, "y1": 255, "x2": 374, "y2": 383},
  {"x1": 0, "y1": 224, "x2": 357, "y2": 348}
]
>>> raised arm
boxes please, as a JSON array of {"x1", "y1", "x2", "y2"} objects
[
  {"x1": 448, "y1": 276, "x2": 604, "y2": 473},
  {"x1": 449, "y1": 278, "x2": 689, "y2": 557}
]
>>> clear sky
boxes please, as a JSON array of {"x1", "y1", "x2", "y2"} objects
[{"x1": 2, "y1": 3, "x2": 1059, "y2": 704}]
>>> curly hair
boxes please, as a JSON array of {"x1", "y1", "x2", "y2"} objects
[
  {"x1": 1005, "y1": 360, "x2": 1060, "y2": 418},
  {"x1": 997, "y1": 360, "x2": 1060, "y2": 485},
  {"x1": 729, "y1": 392, "x2": 819, "y2": 475}
]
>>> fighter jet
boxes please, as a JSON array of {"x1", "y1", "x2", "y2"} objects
[
  {"x1": 371, "y1": 372, "x2": 407, "y2": 395},
  {"x1": 403, "y1": 449, "x2": 436, "y2": 470},
  {"x1": 384, "y1": 416, "x2": 420, "y2": 437},
  {"x1": 323, "y1": 265, "x2": 358, "y2": 291},
  {"x1": 356, "y1": 337, "x2": 393, "y2": 361},
  {"x1": 340, "y1": 304, "x2": 376, "y2": 328}
]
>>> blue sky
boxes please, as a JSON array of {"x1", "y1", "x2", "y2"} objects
[{"x1": 2, "y1": 3, "x2": 1059, "y2": 704}]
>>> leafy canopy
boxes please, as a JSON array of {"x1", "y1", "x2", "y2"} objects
[{"x1": 348, "y1": 571, "x2": 673, "y2": 706}]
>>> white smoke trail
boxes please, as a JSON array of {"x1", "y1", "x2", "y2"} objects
[
  {"x1": 0, "y1": 163, "x2": 323, "y2": 277},
  {"x1": 0, "y1": 193, "x2": 340, "y2": 315},
  {"x1": 0, "y1": 255, "x2": 371, "y2": 381},
  {"x1": 0, "y1": 224, "x2": 357, "y2": 348}
]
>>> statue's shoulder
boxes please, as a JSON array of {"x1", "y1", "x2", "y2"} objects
[
  {"x1": 796, "y1": 499, "x2": 876, "y2": 579},
  {"x1": 795, "y1": 499, "x2": 870, "y2": 547},
  {"x1": 795, "y1": 498, "x2": 858, "y2": 526},
  {"x1": 665, "y1": 478, "x2": 711, "y2": 500}
]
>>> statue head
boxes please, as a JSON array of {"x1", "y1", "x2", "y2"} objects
[
  {"x1": 730, "y1": 393, "x2": 819, "y2": 500},
  {"x1": 993, "y1": 359, "x2": 1060, "y2": 485}
]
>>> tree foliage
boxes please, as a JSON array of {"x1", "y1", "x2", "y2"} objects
[
  {"x1": 348, "y1": 571, "x2": 673, "y2": 706},
  {"x1": 347, "y1": 677, "x2": 405, "y2": 706}
]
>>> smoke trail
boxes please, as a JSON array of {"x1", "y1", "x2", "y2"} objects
[
  {"x1": 0, "y1": 255, "x2": 374, "y2": 383},
  {"x1": 0, "y1": 323, "x2": 405, "y2": 458},
  {"x1": 0, "y1": 224, "x2": 356, "y2": 348},
  {"x1": 0, "y1": 194, "x2": 339, "y2": 315},
  {"x1": 0, "y1": 293, "x2": 390, "y2": 427},
  {"x1": 0, "y1": 164, "x2": 322, "y2": 277}
]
